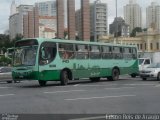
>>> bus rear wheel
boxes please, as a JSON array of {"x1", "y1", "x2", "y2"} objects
[
  {"x1": 157, "y1": 72, "x2": 160, "y2": 81},
  {"x1": 142, "y1": 78, "x2": 147, "y2": 81},
  {"x1": 60, "y1": 70, "x2": 69, "y2": 85},
  {"x1": 108, "y1": 68, "x2": 119, "y2": 81},
  {"x1": 38, "y1": 80, "x2": 47, "y2": 86},
  {"x1": 90, "y1": 77, "x2": 100, "y2": 82}
]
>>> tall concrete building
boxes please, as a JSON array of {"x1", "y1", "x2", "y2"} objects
[
  {"x1": 35, "y1": 1, "x2": 56, "y2": 16},
  {"x1": 81, "y1": 0, "x2": 90, "y2": 41},
  {"x1": 124, "y1": 0, "x2": 142, "y2": 33},
  {"x1": 67, "y1": 0, "x2": 75, "y2": 40},
  {"x1": 146, "y1": 2, "x2": 160, "y2": 30},
  {"x1": 56, "y1": 0, "x2": 90, "y2": 41},
  {"x1": 90, "y1": 0, "x2": 108, "y2": 41},
  {"x1": 56, "y1": 0, "x2": 64, "y2": 38},
  {"x1": 9, "y1": 4, "x2": 34, "y2": 39},
  {"x1": 23, "y1": 7, "x2": 39, "y2": 38},
  {"x1": 10, "y1": 0, "x2": 17, "y2": 16},
  {"x1": 75, "y1": 9, "x2": 82, "y2": 40}
]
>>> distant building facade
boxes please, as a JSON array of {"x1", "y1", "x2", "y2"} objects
[
  {"x1": 10, "y1": 0, "x2": 17, "y2": 16},
  {"x1": 75, "y1": 9, "x2": 82, "y2": 40},
  {"x1": 76, "y1": 0, "x2": 107, "y2": 41},
  {"x1": 124, "y1": 0, "x2": 142, "y2": 33},
  {"x1": 56, "y1": 0, "x2": 90, "y2": 41},
  {"x1": 109, "y1": 17, "x2": 129, "y2": 37},
  {"x1": 146, "y1": 2, "x2": 160, "y2": 30},
  {"x1": 90, "y1": 0, "x2": 108, "y2": 41},
  {"x1": 99, "y1": 28, "x2": 160, "y2": 53},
  {"x1": 23, "y1": 7, "x2": 39, "y2": 38},
  {"x1": 9, "y1": 4, "x2": 34, "y2": 39},
  {"x1": 35, "y1": 1, "x2": 56, "y2": 16},
  {"x1": 39, "y1": 16, "x2": 57, "y2": 38}
]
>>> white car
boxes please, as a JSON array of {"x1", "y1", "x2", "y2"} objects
[
  {"x1": 0, "y1": 67, "x2": 13, "y2": 83},
  {"x1": 140, "y1": 63, "x2": 160, "y2": 81}
]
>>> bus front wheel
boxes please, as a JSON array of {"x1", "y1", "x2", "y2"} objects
[
  {"x1": 108, "y1": 68, "x2": 119, "y2": 81},
  {"x1": 38, "y1": 80, "x2": 47, "y2": 86},
  {"x1": 60, "y1": 70, "x2": 69, "y2": 85}
]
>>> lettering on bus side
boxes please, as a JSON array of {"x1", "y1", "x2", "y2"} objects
[
  {"x1": 62, "y1": 60, "x2": 69, "y2": 63},
  {"x1": 49, "y1": 65, "x2": 56, "y2": 67}
]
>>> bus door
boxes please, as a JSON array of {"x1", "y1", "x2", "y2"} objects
[{"x1": 38, "y1": 42, "x2": 57, "y2": 80}]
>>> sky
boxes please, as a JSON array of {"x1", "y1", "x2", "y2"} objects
[{"x1": 0, "y1": 0, "x2": 159, "y2": 34}]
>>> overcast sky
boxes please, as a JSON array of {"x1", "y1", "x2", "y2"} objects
[{"x1": 0, "y1": 0, "x2": 159, "y2": 34}]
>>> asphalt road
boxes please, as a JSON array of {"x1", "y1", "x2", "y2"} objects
[{"x1": 0, "y1": 75, "x2": 160, "y2": 119}]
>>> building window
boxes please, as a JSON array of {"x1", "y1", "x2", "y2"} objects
[
  {"x1": 157, "y1": 42, "x2": 159, "y2": 50},
  {"x1": 137, "y1": 44, "x2": 139, "y2": 50},
  {"x1": 150, "y1": 43, "x2": 153, "y2": 50},
  {"x1": 140, "y1": 44, "x2": 142, "y2": 50},
  {"x1": 145, "y1": 43, "x2": 147, "y2": 50}
]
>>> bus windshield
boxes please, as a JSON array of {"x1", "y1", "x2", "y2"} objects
[{"x1": 14, "y1": 46, "x2": 38, "y2": 66}]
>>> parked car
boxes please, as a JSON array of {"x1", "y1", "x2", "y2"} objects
[
  {"x1": 140, "y1": 63, "x2": 160, "y2": 81},
  {"x1": 0, "y1": 67, "x2": 12, "y2": 83}
]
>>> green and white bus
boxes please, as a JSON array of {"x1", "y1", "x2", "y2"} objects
[{"x1": 12, "y1": 38, "x2": 138, "y2": 86}]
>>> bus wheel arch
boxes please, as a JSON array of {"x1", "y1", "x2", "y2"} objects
[
  {"x1": 60, "y1": 68, "x2": 72, "y2": 85},
  {"x1": 38, "y1": 80, "x2": 47, "y2": 87},
  {"x1": 108, "y1": 67, "x2": 120, "y2": 81}
]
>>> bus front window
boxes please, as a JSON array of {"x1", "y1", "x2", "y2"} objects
[{"x1": 14, "y1": 46, "x2": 38, "y2": 66}]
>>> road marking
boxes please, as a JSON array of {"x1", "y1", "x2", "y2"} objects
[
  {"x1": 124, "y1": 84, "x2": 155, "y2": 86},
  {"x1": 73, "y1": 84, "x2": 155, "y2": 87},
  {"x1": 72, "y1": 84, "x2": 118, "y2": 87},
  {"x1": 0, "y1": 94, "x2": 15, "y2": 97},
  {"x1": 44, "y1": 90, "x2": 86, "y2": 94},
  {"x1": 65, "y1": 95, "x2": 136, "y2": 101},
  {"x1": 155, "y1": 85, "x2": 160, "y2": 87},
  {"x1": 70, "y1": 116, "x2": 105, "y2": 120},
  {"x1": 0, "y1": 87, "x2": 12, "y2": 89},
  {"x1": 104, "y1": 87, "x2": 135, "y2": 90},
  {"x1": 73, "y1": 84, "x2": 79, "y2": 86}
]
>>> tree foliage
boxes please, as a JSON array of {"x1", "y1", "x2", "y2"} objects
[
  {"x1": 0, "y1": 56, "x2": 12, "y2": 66},
  {"x1": 0, "y1": 34, "x2": 23, "y2": 66},
  {"x1": 130, "y1": 27, "x2": 142, "y2": 37}
]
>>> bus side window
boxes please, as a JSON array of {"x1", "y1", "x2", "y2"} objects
[
  {"x1": 90, "y1": 45, "x2": 101, "y2": 59},
  {"x1": 113, "y1": 46, "x2": 122, "y2": 59},
  {"x1": 102, "y1": 46, "x2": 112, "y2": 59},
  {"x1": 39, "y1": 42, "x2": 56, "y2": 65},
  {"x1": 123, "y1": 47, "x2": 132, "y2": 59},
  {"x1": 75, "y1": 44, "x2": 89, "y2": 59},
  {"x1": 58, "y1": 43, "x2": 74, "y2": 59}
]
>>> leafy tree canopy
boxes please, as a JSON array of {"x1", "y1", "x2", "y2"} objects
[{"x1": 130, "y1": 27, "x2": 142, "y2": 37}]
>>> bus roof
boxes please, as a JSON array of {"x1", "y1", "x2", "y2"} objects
[{"x1": 18, "y1": 38, "x2": 137, "y2": 48}]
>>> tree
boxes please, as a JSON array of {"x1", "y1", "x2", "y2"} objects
[
  {"x1": 130, "y1": 27, "x2": 142, "y2": 37},
  {"x1": 0, "y1": 56, "x2": 12, "y2": 66}
]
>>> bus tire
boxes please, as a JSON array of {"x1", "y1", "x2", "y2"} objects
[
  {"x1": 130, "y1": 73, "x2": 136, "y2": 78},
  {"x1": 157, "y1": 72, "x2": 160, "y2": 81},
  {"x1": 90, "y1": 77, "x2": 100, "y2": 82},
  {"x1": 142, "y1": 78, "x2": 147, "y2": 81},
  {"x1": 60, "y1": 70, "x2": 69, "y2": 85},
  {"x1": 38, "y1": 80, "x2": 47, "y2": 86},
  {"x1": 108, "y1": 68, "x2": 119, "y2": 81},
  {"x1": 7, "y1": 81, "x2": 12, "y2": 83}
]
